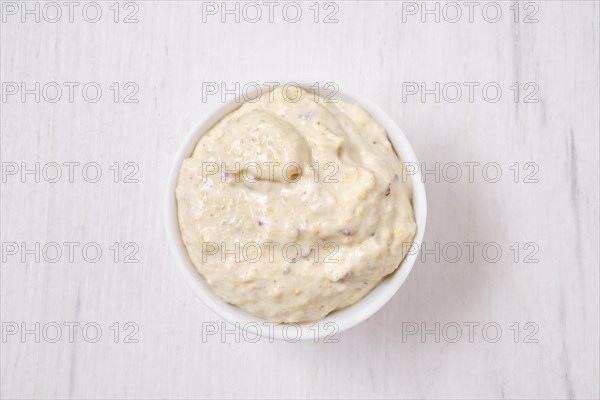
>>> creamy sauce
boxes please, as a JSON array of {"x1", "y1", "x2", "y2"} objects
[{"x1": 176, "y1": 86, "x2": 416, "y2": 323}]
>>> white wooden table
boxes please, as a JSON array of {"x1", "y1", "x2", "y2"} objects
[{"x1": 1, "y1": 1, "x2": 598, "y2": 398}]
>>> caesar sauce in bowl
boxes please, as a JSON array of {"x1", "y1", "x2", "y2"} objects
[{"x1": 166, "y1": 82, "x2": 426, "y2": 340}]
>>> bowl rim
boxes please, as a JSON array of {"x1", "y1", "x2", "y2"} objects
[{"x1": 164, "y1": 81, "x2": 427, "y2": 341}]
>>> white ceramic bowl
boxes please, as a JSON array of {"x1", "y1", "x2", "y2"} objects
[{"x1": 165, "y1": 82, "x2": 427, "y2": 341}]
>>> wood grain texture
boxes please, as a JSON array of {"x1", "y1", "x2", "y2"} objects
[{"x1": 1, "y1": 1, "x2": 598, "y2": 399}]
